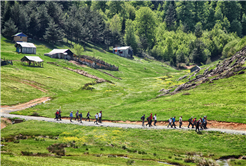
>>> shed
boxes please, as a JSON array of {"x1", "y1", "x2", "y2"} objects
[
  {"x1": 15, "y1": 42, "x2": 36, "y2": 54},
  {"x1": 13, "y1": 32, "x2": 28, "y2": 42},
  {"x1": 113, "y1": 46, "x2": 133, "y2": 59},
  {"x1": 21, "y1": 56, "x2": 43, "y2": 67},
  {"x1": 44, "y1": 49, "x2": 74, "y2": 60},
  {"x1": 190, "y1": 65, "x2": 201, "y2": 73}
]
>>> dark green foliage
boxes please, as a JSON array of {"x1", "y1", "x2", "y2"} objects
[
  {"x1": 165, "y1": 3, "x2": 177, "y2": 31},
  {"x1": 2, "y1": 18, "x2": 18, "y2": 37},
  {"x1": 195, "y1": 22, "x2": 203, "y2": 38},
  {"x1": 230, "y1": 19, "x2": 242, "y2": 36},
  {"x1": 190, "y1": 39, "x2": 207, "y2": 65},
  {"x1": 43, "y1": 19, "x2": 64, "y2": 43}
]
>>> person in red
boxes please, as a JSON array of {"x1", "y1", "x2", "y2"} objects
[
  {"x1": 147, "y1": 113, "x2": 153, "y2": 127},
  {"x1": 192, "y1": 117, "x2": 196, "y2": 128}
]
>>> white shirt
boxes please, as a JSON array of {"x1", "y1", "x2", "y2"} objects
[
  {"x1": 179, "y1": 117, "x2": 182, "y2": 122},
  {"x1": 95, "y1": 114, "x2": 98, "y2": 118},
  {"x1": 99, "y1": 113, "x2": 101, "y2": 117},
  {"x1": 154, "y1": 115, "x2": 157, "y2": 120},
  {"x1": 169, "y1": 118, "x2": 172, "y2": 123}
]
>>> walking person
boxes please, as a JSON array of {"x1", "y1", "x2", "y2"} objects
[
  {"x1": 94, "y1": 113, "x2": 99, "y2": 125},
  {"x1": 171, "y1": 116, "x2": 176, "y2": 128},
  {"x1": 167, "y1": 117, "x2": 172, "y2": 128},
  {"x1": 204, "y1": 116, "x2": 207, "y2": 129},
  {"x1": 70, "y1": 111, "x2": 73, "y2": 122},
  {"x1": 146, "y1": 113, "x2": 153, "y2": 127},
  {"x1": 154, "y1": 114, "x2": 157, "y2": 126},
  {"x1": 55, "y1": 109, "x2": 59, "y2": 121},
  {"x1": 99, "y1": 111, "x2": 102, "y2": 123},
  {"x1": 195, "y1": 118, "x2": 201, "y2": 132},
  {"x1": 58, "y1": 109, "x2": 62, "y2": 121},
  {"x1": 192, "y1": 117, "x2": 197, "y2": 128},
  {"x1": 79, "y1": 112, "x2": 83, "y2": 123},
  {"x1": 75, "y1": 110, "x2": 79, "y2": 121},
  {"x1": 141, "y1": 114, "x2": 145, "y2": 127},
  {"x1": 199, "y1": 117, "x2": 203, "y2": 130},
  {"x1": 85, "y1": 112, "x2": 91, "y2": 122},
  {"x1": 188, "y1": 116, "x2": 193, "y2": 128},
  {"x1": 179, "y1": 116, "x2": 182, "y2": 128}
]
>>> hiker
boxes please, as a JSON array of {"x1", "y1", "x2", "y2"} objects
[
  {"x1": 195, "y1": 118, "x2": 201, "y2": 132},
  {"x1": 167, "y1": 117, "x2": 172, "y2": 128},
  {"x1": 192, "y1": 117, "x2": 196, "y2": 128},
  {"x1": 58, "y1": 109, "x2": 62, "y2": 121},
  {"x1": 99, "y1": 111, "x2": 102, "y2": 123},
  {"x1": 199, "y1": 117, "x2": 203, "y2": 130},
  {"x1": 141, "y1": 114, "x2": 145, "y2": 127},
  {"x1": 94, "y1": 113, "x2": 99, "y2": 124},
  {"x1": 204, "y1": 116, "x2": 207, "y2": 129},
  {"x1": 154, "y1": 114, "x2": 157, "y2": 126},
  {"x1": 75, "y1": 110, "x2": 79, "y2": 121},
  {"x1": 188, "y1": 116, "x2": 193, "y2": 128},
  {"x1": 70, "y1": 111, "x2": 73, "y2": 122},
  {"x1": 79, "y1": 112, "x2": 83, "y2": 123},
  {"x1": 85, "y1": 112, "x2": 91, "y2": 122},
  {"x1": 146, "y1": 113, "x2": 153, "y2": 127},
  {"x1": 179, "y1": 116, "x2": 182, "y2": 128},
  {"x1": 171, "y1": 116, "x2": 176, "y2": 128},
  {"x1": 55, "y1": 109, "x2": 59, "y2": 121}
]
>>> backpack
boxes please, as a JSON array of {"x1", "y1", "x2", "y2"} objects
[{"x1": 188, "y1": 118, "x2": 192, "y2": 122}]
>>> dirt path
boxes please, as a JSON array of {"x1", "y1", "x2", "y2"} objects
[
  {"x1": 1, "y1": 97, "x2": 246, "y2": 133},
  {"x1": 1, "y1": 118, "x2": 12, "y2": 129},
  {"x1": 1, "y1": 97, "x2": 50, "y2": 113}
]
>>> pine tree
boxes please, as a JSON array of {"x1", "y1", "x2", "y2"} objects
[
  {"x1": 230, "y1": 19, "x2": 242, "y2": 36},
  {"x1": 37, "y1": 4, "x2": 50, "y2": 39},
  {"x1": 165, "y1": 3, "x2": 177, "y2": 31},
  {"x1": 2, "y1": 18, "x2": 18, "y2": 37},
  {"x1": 241, "y1": 14, "x2": 246, "y2": 36},
  {"x1": 124, "y1": 19, "x2": 138, "y2": 54},
  {"x1": 43, "y1": 19, "x2": 64, "y2": 43}
]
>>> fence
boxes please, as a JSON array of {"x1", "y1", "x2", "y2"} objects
[{"x1": 73, "y1": 55, "x2": 119, "y2": 71}]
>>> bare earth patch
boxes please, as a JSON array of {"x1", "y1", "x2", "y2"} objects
[{"x1": 1, "y1": 118, "x2": 12, "y2": 129}]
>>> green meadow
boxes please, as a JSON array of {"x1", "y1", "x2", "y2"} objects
[
  {"x1": 1, "y1": 121, "x2": 246, "y2": 166},
  {"x1": 1, "y1": 37, "x2": 246, "y2": 123}
]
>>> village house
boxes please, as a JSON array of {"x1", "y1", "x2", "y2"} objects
[
  {"x1": 21, "y1": 56, "x2": 43, "y2": 67},
  {"x1": 13, "y1": 32, "x2": 28, "y2": 42},
  {"x1": 15, "y1": 42, "x2": 36, "y2": 54},
  {"x1": 44, "y1": 49, "x2": 74, "y2": 60},
  {"x1": 113, "y1": 46, "x2": 133, "y2": 59}
]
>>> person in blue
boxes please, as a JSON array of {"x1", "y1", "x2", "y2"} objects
[
  {"x1": 171, "y1": 116, "x2": 176, "y2": 128},
  {"x1": 70, "y1": 111, "x2": 73, "y2": 122},
  {"x1": 79, "y1": 112, "x2": 83, "y2": 123},
  {"x1": 141, "y1": 114, "x2": 145, "y2": 127}
]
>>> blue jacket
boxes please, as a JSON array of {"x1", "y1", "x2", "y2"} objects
[
  {"x1": 172, "y1": 118, "x2": 175, "y2": 122},
  {"x1": 70, "y1": 112, "x2": 73, "y2": 117}
]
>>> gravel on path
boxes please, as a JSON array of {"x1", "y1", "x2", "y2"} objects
[{"x1": 1, "y1": 113, "x2": 246, "y2": 135}]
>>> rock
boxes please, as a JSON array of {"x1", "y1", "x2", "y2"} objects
[{"x1": 178, "y1": 75, "x2": 187, "y2": 81}]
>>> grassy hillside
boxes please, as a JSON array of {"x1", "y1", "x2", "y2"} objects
[
  {"x1": 1, "y1": 37, "x2": 246, "y2": 123},
  {"x1": 1, "y1": 121, "x2": 246, "y2": 166}
]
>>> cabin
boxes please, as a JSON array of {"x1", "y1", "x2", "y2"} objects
[
  {"x1": 44, "y1": 49, "x2": 74, "y2": 60},
  {"x1": 21, "y1": 56, "x2": 43, "y2": 67},
  {"x1": 113, "y1": 46, "x2": 133, "y2": 59},
  {"x1": 13, "y1": 32, "x2": 28, "y2": 42},
  {"x1": 190, "y1": 65, "x2": 201, "y2": 73},
  {"x1": 15, "y1": 42, "x2": 36, "y2": 54}
]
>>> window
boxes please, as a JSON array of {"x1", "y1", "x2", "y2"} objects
[{"x1": 20, "y1": 36, "x2": 22, "y2": 40}]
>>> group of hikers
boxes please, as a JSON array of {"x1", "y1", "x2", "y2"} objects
[
  {"x1": 55, "y1": 110, "x2": 207, "y2": 132},
  {"x1": 167, "y1": 116, "x2": 208, "y2": 132},
  {"x1": 54, "y1": 110, "x2": 103, "y2": 125},
  {"x1": 141, "y1": 113, "x2": 208, "y2": 132}
]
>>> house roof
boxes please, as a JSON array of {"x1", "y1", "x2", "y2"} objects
[
  {"x1": 45, "y1": 49, "x2": 70, "y2": 55},
  {"x1": 21, "y1": 56, "x2": 43, "y2": 62},
  {"x1": 16, "y1": 42, "x2": 36, "y2": 48},
  {"x1": 14, "y1": 32, "x2": 27, "y2": 37},
  {"x1": 113, "y1": 46, "x2": 131, "y2": 50}
]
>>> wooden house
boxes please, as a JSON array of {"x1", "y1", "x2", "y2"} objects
[
  {"x1": 13, "y1": 32, "x2": 28, "y2": 42},
  {"x1": 21, "y1": 56, "x2": 43, "y2": 67},
  {"x1": 113, "y1": 46, "x2": 133, "y2": 59},
  {"x1": 44, "y1": 49, "x2": 74, "y2": 60},
  {"x1": 15, "y1": 42, "x2": 36, "y2": 54}
]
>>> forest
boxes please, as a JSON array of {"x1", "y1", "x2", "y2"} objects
[{"x1": 2, "y1": 1, "x2": 246, "y2": 66}]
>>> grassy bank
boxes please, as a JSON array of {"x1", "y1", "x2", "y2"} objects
[
  {"x1": 1, "y1": 37, "x2": 246, "y2": 123},
  {"x1": 1, "y1": 121, "x2": 246, "y2": 166}
]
